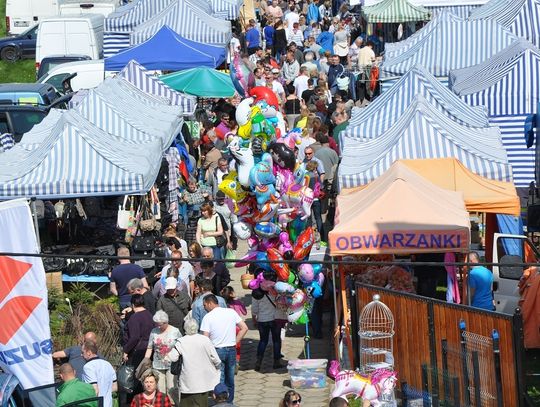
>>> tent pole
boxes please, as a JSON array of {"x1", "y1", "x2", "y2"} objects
[
  {"x1": 331, "y1": 259, "x2": 338, "y2": 333},
  {"x1": 30, "y1": 198, "x2": 41, "y2": 248}
]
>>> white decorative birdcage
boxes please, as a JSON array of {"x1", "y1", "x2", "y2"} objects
[{"x1": 358, "y1": 294, "x2": 395, "y2": 375}]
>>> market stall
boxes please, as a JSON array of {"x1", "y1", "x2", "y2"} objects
[{"x1": 329, "y1": 161, "x2": 471, "y2": 365}]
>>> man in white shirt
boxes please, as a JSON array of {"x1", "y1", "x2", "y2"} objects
[
  {"x1": 201, "y1": 294, "x2": 248, "y2": 403},
  {"x1": 284, "y1": 4, "x2": 300, "y2": 28},
  {"x1": 81, "y1": 341, "x2": 117, "y2": 407},
  {"x1": 157, "y1": 249, "x2": 195, "y2": 297},
  {"x1": 293, "y1": 66, "x2": 310, "y2": 100},
  {"x1": 267, "y1": 69, "x2": 286, "y2": 105}
]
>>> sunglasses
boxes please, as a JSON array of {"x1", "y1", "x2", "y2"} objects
[{"x1": 291, "y1": 398, "x2": 301, "y2": 404}]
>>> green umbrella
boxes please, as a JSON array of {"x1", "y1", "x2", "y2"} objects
[{"x1": 160, "y1": 67, "x2": 236, "y2": 98}]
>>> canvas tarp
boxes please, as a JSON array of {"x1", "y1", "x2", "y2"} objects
[
  {"x1": 363, "y1": 0, "x2": 431, "y2": 23},
  {"x1": 118, "y1": 60, "x2": 197, "y2": 115},
  {"x1": 105, "y1": 26, "x2": 225, "y2": 71},
  {"x1": 338, "y1": 94, "x2": 513, "y2": 189},
  {"x1": 469, "y1": 0, "x2": 540, "y2": 47},
  {"x1": 343, "y1": 64, "x2": 489, "y2": 141},
  {"x1": 0, "y1": 110, "x2": 163, "y2": 199},
  {"x1": 382, "y1": 14, "x2": 518, "y2": 76},
  {"x1": 329, "y1": 161, "x2": 470, "y2": 255},
  {"x1": 130, "y1": 0, "x2": 232, "y2": 47},
  {"x1": 341, "y1": 158, "x2": 520, "y2": 215}
]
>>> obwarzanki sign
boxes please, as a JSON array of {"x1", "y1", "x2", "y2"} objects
[{"x1": 330, "y1": 230, "x2": 470, "y2": 254}]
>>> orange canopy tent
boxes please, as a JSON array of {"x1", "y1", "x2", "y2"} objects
[
  {"x1": 329, "y1": 161, "x2": 471, "y2": 366},
  {"x1": 341, "y1": 158, "x2": 520, "y2": 216},
  {"x1": 329, "y1": 161, "x2": 471, "y2": 256}
]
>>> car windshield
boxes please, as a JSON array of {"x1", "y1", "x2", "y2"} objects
[{"x1": 10, "y1": 110, "x2": 47, "y2": 136}]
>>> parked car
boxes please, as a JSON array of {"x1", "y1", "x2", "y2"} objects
[
  {"x1": 5, "y1": 0, "x2": 58, "y2": 35},
  {"x1": 0, "y1": 104, "x2": 49, "y2": 142},
  {"x1": 0, "y1": 24, "x2": 38, "y2": 61},
  {"x1": 0, "y1": 83, "x2": 73, "y2": 142},
  {"x1": 36, "y1": 54, "x2": 92, "y2": 80},
  {"x1": 0, "y1": 83, "x2": 62, "y2": 106},
  {"x1": 35, "y1": 14, "x2": 104, "y2": 70},
  {"x1": 37, "y1": 59, "x2": 106, "y2": 92}
]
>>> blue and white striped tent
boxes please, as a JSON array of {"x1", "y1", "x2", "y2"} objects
[
  {"x1": 210, "y1": 0, "x2": 244, "y2": 20},
  {"x1": 0, "y1": 110, "x2": 163, "y2": 199},
  {"x1": 119, "y1": 60, "x2": 197, "y2": 115},
  {"x1": 130, "y1": 0, "x2": 232, "y2": 47},
  {"x1": 104, "y1": 0, "x2": 175, "y2": 58},
  {"x1": 422, "y1": 0, "x2": 489, "y2": 18},
  {"x1": 343, "y1": 64, "x2": 489, "y2": 142},
  {"x1": 75, "y1": 81, "x2": 184, "y2": 149},
  {"x1": 382, "y1": 16, "x2": 518, "y2": 77},
  {"x1": 469, "y1": 0, "x2": 540, "y2": 47},
  {"x1": 338, "y1": 95, "x2": 512, "y2": 189},
  {"x1": 449, "y1": 39, "x2": 540, "y2": 187},
  {"x1": 364, "y1": 0, "x2": 487, "y2": 18}
]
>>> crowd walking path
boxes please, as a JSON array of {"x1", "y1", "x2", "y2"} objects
[{"x1": 229, "y1": 242, "x2": 334, "y2": 407}]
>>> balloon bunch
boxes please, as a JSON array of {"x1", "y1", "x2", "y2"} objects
[{"x1": 219, "y1": 88, "x2": 322, "y2": 324}]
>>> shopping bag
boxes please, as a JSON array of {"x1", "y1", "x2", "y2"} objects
[
  {"x1": 117, "y1": 363, "x2": 135, "y2": 393},
  {"x1": 117, "y1": 196, "x2": 134, "y2": 230}
]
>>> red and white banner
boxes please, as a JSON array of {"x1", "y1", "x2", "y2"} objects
[{"x1": 0, "y1": 199, "x2": 54, "y2": 390}]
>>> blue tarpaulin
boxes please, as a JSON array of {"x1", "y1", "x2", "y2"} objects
[{"x1": 105, "y1": 25, "x2": 226, "y2": 71}]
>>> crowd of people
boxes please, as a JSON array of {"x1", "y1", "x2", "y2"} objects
[{"x1": 49, "y1": 1, "x2": 398, "y2": 406}]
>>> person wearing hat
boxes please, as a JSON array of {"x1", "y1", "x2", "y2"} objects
[
  {"x1": 246, "y1": 19, "x2": 261, "y2": 55},
  {"x1": 212, "y1": 383, "x2": 237, "y2": 406},
  {"x1": 156, "y1": 277, "x2": 191, "y2": 333}
]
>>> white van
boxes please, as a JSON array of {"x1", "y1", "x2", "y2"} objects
[
  {"x1": 38, "y1": 59, "x2": 107, "y2": 92},
  {"x1": 35, "y1": 14, "x2": 104, "y2": 69},
  {"x1": 58, "y1": 0, "x2": 122, "y2": 18},
  {"x1": 5, "y1": 0, "x2": 59, "y2": 35}
]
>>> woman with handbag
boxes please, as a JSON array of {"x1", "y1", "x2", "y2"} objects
[
  {"x1": 167, "y1": 319, "x2": 221, "y2": 407},
  {"x1": 130, "y1": 370, "x2": 173, "y2": 407},
  {"x1": 122, "y1": 294, "x2": 154, "y2": 405},
  {"x1": 144, "y1": 311, "x2": 181, "y2": 405},
  {"x1": 195, "y1": 203, "x2": 224, "y2": 259}
]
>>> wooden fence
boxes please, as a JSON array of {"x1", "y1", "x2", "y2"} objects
[{"x1": 355, "y1": 283, "x2": 524, "y2": 406}]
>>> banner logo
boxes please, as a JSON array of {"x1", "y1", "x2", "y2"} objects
[{"x1": 0, "y1": 257, "x2": 42, "y2": 345}]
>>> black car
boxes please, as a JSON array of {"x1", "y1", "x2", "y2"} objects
[
  {"x1": 0, "y1": 25, "x2": 38, "y2": 62},
  {"x1": 0, "y1": 105, "x2": 49, "y2": 142}
]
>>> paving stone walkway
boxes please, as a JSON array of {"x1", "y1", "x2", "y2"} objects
[{"x1": 229, "y1": 242, "x2": 334, "y2": 407}]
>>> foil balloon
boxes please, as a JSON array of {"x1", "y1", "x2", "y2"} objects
[
  {"x1": 305, "y1": 281, "x2": 322, "y2": 298},
  {"x1": 293, "y1": 227, "x2": 314, "y2": 260},
  {"x1": 233, "y1": 221, "x2": 253, "y2": 240},
  {"x1": 229, "y1": 138, "x2": 254, "y2": 187},
  {"x1": 219, "y1": 174, "x2": 247, "y2": 203},
  {"x1": 298, "y1": 263, "x2": 314, "y2": 284},
  {"x1": 267, "y1": 247, "x2": 290, "y2": 281},
  {"x1": 235, "y1": 250, "x2": 258, "y2": 267},
  {"x1": 269, "y1": 142, "x2": 296, "y2": 171},
  {"x1": 287, "y1": 271, "x2": 299, "y2": 286},
  {"x1": 288, "y1": 216, "x2": 307, "y2": 242},
  {"x1": 296, "y1": 311, "x2": 309, "y2": 325},
  {"x1": 254, "y1": 222, "x2": 281, "y2": 238},
  {"x1": 249, "y1": 86, "x2": 279, "y2": 109},
  {"x1": 274, "y1": 281, "x2": 296, "y2": 294},
  {"x1": 235, "y1": 97, "x2": 254, "y2": 126},
  {"x1": 278, "y1": 232, "x2": 293, "y2": 258},
  {"x1": 288, "y1": 289, "x2": 307, "y2": 309},
  {"x1": 255, "y1": 251, "x2": 272, "y2": 272},
  {"x1": 287, "y1": 307, "x2": 304, "y2": 323},
  {"x1": 230, "y1": 55, "x2": 251, "y2": 97}
]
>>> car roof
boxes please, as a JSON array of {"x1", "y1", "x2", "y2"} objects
[
  {"x1": 41, "y1": 54, "x2": 92, "y2": 61},
  {"x1": 0, "y1": 104, "x2": 49, "y2": 112},
  {"x1": 0, "y1": 83, "x2": 56, "y2": 93}
]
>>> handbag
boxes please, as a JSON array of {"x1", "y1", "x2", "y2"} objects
[
  {"x1": 170, "y1": 355, "x2": 183, "y2": 375},
  {"x1": 214, "y1": 216, "x2": 227, "y2": 248},
  {"x1": 117, "y1": 196, "x2": 134, "y2": 230},
  {"x1": 132, "y1": 235, "x2": 156, "y2": 253},
  {"x1": 139, "y1": 197, "x2": 160, "y2": 232},
  {"x1": 117, "y1": 362, "x2": 136, "y2": 393}
]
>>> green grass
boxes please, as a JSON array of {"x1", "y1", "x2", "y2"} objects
[{"x1": 0, "y1": 0, "x2": 36, "y2": 83}]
